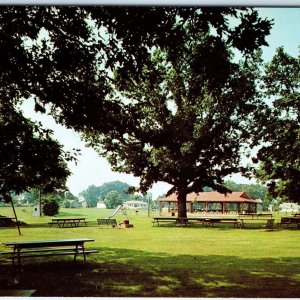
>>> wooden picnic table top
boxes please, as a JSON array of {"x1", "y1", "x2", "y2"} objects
[
  {"x1": 0, "y1": 289, "x2": 36, "y2": 296},
  {"x1": 51, "y1": 217, "x2": 87, "y2": 221},
  {"x1": 281, "y1": 216, "x2": 300, "y2": 221},
  {"x1": 49, "y1": 217, "x2": 88, "y2": 228},
  {"x1": 3, "y1": 238, "x2": 94, "y2": 248},
  {"x1": 239, "y1": 213, "x2": 273, "y2": 217}
]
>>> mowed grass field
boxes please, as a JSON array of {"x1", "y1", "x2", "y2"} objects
[{"x1": 0, "y1": 206, "x2": 299, "y2": 297}]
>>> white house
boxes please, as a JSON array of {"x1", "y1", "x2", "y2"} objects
[
  {"x1": 123, "y1": 200, "x2": 149, "y2": 210},
  {"x1": 279, "y1": 202, "x2": 300, "y2": 213},
  {"x1": 97, "y1": 200, "x2": 106, "y2": 209},
  {"x1": 78, "y1": 196, "x2": 88, "y2": 208}
]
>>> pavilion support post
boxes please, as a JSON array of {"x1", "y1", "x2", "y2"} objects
[
  {"x1": 238, "y1": 203, "x2": 242, "y2": 214},
  {"x1": 222, "y1": 203, "x2": 225, "y2": 214},
  {"x1": 168, "y1": 202, "x2": 171, "y2": 213},
  {"x1": 205, "y1": 202, "x2": 208, "y2": 214},
  {"x1": 189, "y1": 202, "x2": 193, "y2": 213},
  {"x1": 159, "y1": 201, "x2": 162, "y2": 216}
]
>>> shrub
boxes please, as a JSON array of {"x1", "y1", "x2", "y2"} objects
[{"x1": 43, "y1": 198, "x2": 59, "y2": 216}]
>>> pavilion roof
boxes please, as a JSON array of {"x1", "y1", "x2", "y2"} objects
[{"x1": 158, "y1": 191, "x2": 262, "y2": 204}]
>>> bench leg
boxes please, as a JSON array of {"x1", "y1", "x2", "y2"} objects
[{"x1": 74, "y1": 245, "x2": 78, "y2": 261}]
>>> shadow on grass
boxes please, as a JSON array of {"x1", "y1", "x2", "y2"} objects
[{"x1": 0, "y1": 247, "x2": 299, "y2": 297}]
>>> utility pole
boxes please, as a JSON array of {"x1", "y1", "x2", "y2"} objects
[
  {"x1": 39, "y1": 187, "x2": 42, "y2": 217},
  {"x1": 148, "y1": 194, "x2": 151, "y2": 218}
]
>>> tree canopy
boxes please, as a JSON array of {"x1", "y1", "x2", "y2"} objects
[
  {"x1": 104, "y1": 190, "x2": 123, "y2": 209},
  {"x1": 80, "y1": 181, "x2": 131, "y2": 207},
  {"x1": 83, "y1": 8, "x2": 272, "y2": 217},
  {"x1": 0, "y1": 101, "x2": 72, "y2": 201},
  {"x1": 253, "y1": 47, "x2": 300, "y2": 203},
  {"x1": 0, "y1": 7, "x2": 274, "y2": 216}
]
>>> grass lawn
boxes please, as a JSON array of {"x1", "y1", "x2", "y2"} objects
[{"x1": 0, "y1": 206, "x2": 299, "y2": 297}]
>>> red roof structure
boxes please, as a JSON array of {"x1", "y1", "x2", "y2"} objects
[{"x1": 158, "y1": 191, "x2": 262, "y2": 214}]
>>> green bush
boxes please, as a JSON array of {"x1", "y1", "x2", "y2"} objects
[{"x1": 43, "y1": 198, "x2": 59, "y2": 216}]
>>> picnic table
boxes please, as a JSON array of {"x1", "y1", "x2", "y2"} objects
[
  {"x1": 152, "y1": 217, "x2": 240, "y2": 227},
  {"x1": 183, "y1": 217, "x2": 240, "y2": 227},
  {"x1": 1, "y1": 238, "x2": 98, "y2": 269},
  {"x1": 0, "y1": 216, "x2": 17, "y2": 226},
  {"x1": 152, "y1": 217, "x2": 178, "y2": 226},
  {"x1": 49, "y1": 217, "x2": 88, "y2": 228},
  {"x1": 238, "y1": 213, "x2": 274, "y2": 228},
  {"x1": 277, "y1": 216, "x2": 300, "y2": 228}
]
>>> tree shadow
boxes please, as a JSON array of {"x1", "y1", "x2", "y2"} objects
[{"x1": 0, "y1": 247, "x2": 299, "y2": 297}]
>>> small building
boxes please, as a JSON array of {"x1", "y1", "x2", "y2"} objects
[
  {"x1": 78, "y1": 196, "x2": 88, "y2": 208},
  {"x1": 279, "y1": 202, "x2": 300, "y2": 213},
  {"x1": 97, "y1": 200, "x2": 106, "y2": 209},
  {"x1": 32, "y1": 202, "x2": 42, "y2": 216},
  {"x1": 123, "y1": 200, "x2": 149, "y2": 210}
]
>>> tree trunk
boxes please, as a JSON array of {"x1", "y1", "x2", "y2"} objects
[{"x1": 177, "y1": 190, "x2": 187, "y2": 218}]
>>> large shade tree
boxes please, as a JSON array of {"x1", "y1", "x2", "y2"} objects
[
  {"x1": 0, "y1": 7, "x2": 272, "y2": 217},
  {"x1": 86, "y1": 19, "x2": 271, "y2": 217},
  {"x1": 253, "y1": 47, "x2": 300, "y2": 203}
]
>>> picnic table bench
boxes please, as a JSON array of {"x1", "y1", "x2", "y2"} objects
[
  {"x1": 0, "y1": 238, "x2": 98, "y2": 269},
  {"x1": 49, "y1": 217, "x2": 88, "y2": 228}
]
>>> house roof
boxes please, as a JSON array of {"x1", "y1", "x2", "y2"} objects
[
  {"x1": 123, "y1": 200, "x2": 148, "y2": 205},
  {"x1": 159, "y1": 191, "x2": 262, "y2": 204}
]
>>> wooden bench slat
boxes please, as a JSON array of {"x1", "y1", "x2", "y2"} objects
[
  {"x1": 6, "y1": 249, "x2": 99, "y2": 259},
  {"x1": 1, "y1": 247, "x2": 80, "y2": 255}
]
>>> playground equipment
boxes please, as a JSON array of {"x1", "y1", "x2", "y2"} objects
[{"x1": 108, "y1": 205, "x2": 127, "y2": 218}]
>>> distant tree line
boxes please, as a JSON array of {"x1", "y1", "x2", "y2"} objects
[
  {"x1": 7, "y1": 179, "x2": 274, "y2": 212},
  {"x1": 79, "y1": 181, "x2": 151, "y2": 208}
]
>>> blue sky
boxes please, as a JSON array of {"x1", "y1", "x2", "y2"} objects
[{"x1": 21, "y1": 7, "x2": 300, "y2": 198}]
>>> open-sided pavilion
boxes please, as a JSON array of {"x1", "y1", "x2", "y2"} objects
[{"x1": 157, "y1": 191, "x2": 263, "y2": 214}]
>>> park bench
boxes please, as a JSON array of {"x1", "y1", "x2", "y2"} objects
[
  {"x1": 97, "y1": 218, "x2": 118, "y2": 227},
  {"x1": 0, "y1": 238, "x2": 98, "y2": 269}
]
